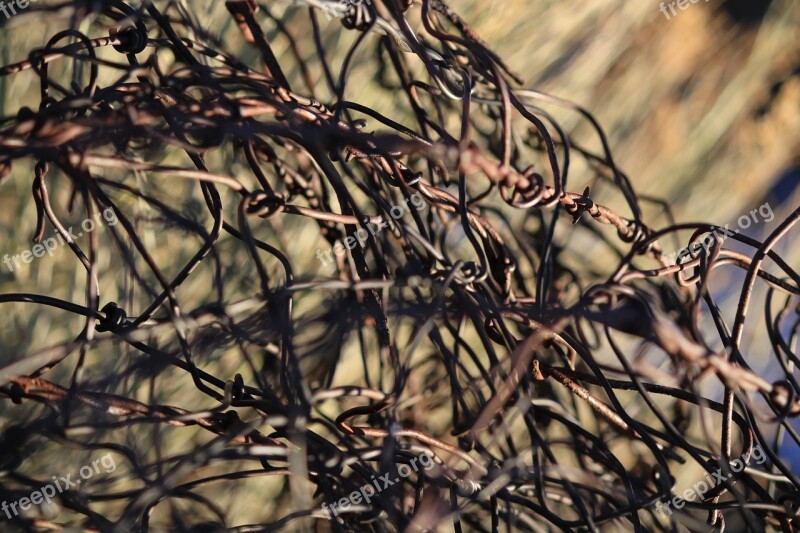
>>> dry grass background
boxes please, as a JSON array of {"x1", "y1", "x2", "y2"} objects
[
  {"x1": 0, "y1": 0, "x2": 798, "y2": 531},
  {"x1": 1, "y1": 0, "x2": 797, "y2": 349}
]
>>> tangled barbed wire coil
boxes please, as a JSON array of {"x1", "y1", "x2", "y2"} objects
[{"x1": 0, "y1": 0, "x2": 798, "y2": 531}]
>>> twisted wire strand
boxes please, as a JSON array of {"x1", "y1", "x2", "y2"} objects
[{"x1": 0, "y1": 1, "x2": 797, "y2": 532}]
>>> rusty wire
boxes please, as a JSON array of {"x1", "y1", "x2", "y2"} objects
[{"x1": 0, "y1": 0, "x2": 798, "y2": 531}]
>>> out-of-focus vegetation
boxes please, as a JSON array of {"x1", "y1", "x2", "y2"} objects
[{"x1": 0, "y1": 1, "x2": 797, "y2": 531}]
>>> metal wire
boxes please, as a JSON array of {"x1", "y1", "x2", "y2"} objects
[{"x1": 0, "y1": 1, "x2": 798, "y2": 531}]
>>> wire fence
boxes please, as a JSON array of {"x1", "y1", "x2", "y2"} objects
[{"x1": 0, "y1": 0, "x2": 798, "y2": 531}]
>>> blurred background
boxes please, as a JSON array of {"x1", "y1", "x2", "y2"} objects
[
  {"x1": 2, "y1": 0, "x2": 798, "y2": 340},
  {"x1": 0, "y1": 0, "x2": 798, "y2": 529},
  {"x1": 2, "y1": 0, "x2": 799, "y2": 224},
  {"x1": 4, "y1": 0, "x2": 797, "y2": 385}
]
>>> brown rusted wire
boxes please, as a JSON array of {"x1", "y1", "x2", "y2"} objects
[{"x1": 0, "y1": 1, "x2": 798, "y2": 532}]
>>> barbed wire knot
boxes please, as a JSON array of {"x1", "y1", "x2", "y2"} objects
[{"x1": 97, "y1": 302, "x2": 128, "y2": 333}]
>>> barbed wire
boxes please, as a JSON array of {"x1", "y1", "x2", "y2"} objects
[{"x1": 0, "y1": 0, "x2": 798, "y2": 531}]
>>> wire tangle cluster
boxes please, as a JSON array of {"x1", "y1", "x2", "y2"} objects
[{"x1": 0, "y1": 0, "x2": 798, "y2": 531}]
